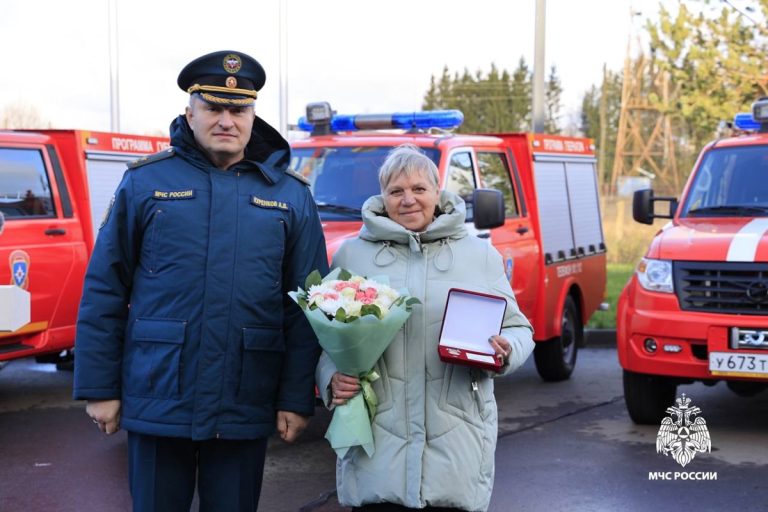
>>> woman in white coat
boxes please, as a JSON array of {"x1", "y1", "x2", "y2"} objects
[{"x1": 316, "y1": 144, "x2": 534, "y2": 511}]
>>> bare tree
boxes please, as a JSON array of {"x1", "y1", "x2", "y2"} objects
[{"x1": 1, "y1": 102, "x2": 50, "y2": 129}]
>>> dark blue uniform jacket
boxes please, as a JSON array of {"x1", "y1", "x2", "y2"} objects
[{"x1": 73, "y1": 115, "x2": 328, "y2": 440}]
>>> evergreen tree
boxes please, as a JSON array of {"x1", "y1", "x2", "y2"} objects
[
  {"x1": 580, "y1": 85, "x2": 600, "y2": 141},
  {"x1": 422, "y1": 75, "x2": 439, "y2": 111},
  {"x1": 422, "y1": 60, "x2": 531, "y2": 132},
  {"x1": 455, "y1": 69, "x2": 476, "y2": 132},
  {"x1": 580, "y1": 68, "x2": 622, "y2": 186},
  {"x1": 647, "y1": 2, "x2": 768, "y2": 164},
  {"x1": 544, "y1": 65, "x2": 563, "y2": 134},
  {"x1": 510, "y1": 57, "x2": 532, "y2": 130}
]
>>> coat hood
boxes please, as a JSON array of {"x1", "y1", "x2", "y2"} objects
[
  {"x1": 358, "y1": 191, "x2": 469, "y2": 251},
  {"x1": 169, "y1": 114, "x2": 291, "y2": 182}
]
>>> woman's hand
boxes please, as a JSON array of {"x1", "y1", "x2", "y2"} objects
[
  {"x1": 330, "y1": 372, "x2": 360, "y2": 406},
  {"x1": 488, "y1": 335, "x2": 513, "y2": 365}
]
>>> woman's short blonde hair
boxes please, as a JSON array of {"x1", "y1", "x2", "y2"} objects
[{"x1": 378, "y1": 143, "x2": 440, "y2": 192}]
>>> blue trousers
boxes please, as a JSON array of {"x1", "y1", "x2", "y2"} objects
[{"x1": 127, "y1": 432, "x2": 268, "y2": 512}]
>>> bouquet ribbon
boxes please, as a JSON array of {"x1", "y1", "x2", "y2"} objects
[
  {"x1": 325, "y1": 368, "x2": 381, "y2": 459},
  {"x1": 360, "y1": 369, "x2": 380, "y2": 421}
]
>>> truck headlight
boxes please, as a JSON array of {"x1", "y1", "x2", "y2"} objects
[{"x1": 636, "y1": 258, "x2": 673, "y2": 293}]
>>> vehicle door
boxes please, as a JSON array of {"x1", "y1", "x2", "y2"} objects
[
  {"x1": 472, "y1": 149, "x2": 538, "y2": 317},
  {"x1": 0, "y1": 143, "x2": 79, "y2": 335}
]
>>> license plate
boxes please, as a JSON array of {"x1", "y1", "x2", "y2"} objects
[{"x1": 709, "y1": 351, "x2": 768, "y2": 378}]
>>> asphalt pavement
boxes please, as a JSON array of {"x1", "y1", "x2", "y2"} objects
[{"x1": 2, "y1": 334, "x2": 767, "y2": 512}]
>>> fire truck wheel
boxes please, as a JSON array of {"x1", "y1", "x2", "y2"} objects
[
  {"x1": 622, "y1": 370, "x2": 677, "y2": 424},
  {"x1": 533, "y1": 296, "x2": 581, "y2": 381}
]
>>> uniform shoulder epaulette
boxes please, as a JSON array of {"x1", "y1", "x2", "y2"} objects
[
  {"x1": 128, "y1": 147, "x2": 176, "y2": 169},
  {"x1": 284, "y1": 168, "x2": 310, "y2": 186}
]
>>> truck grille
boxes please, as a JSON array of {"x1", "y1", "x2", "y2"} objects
[{"x1": 675, "y1": 261, "x2": 768, "y2": 315}]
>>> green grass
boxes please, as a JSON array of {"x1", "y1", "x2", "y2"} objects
[{"x1": 587, "y1": 263, "x2": 635, "y2": 329}]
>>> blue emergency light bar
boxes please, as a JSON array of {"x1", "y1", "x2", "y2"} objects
[
  {"x1": 733, "y1": 97, "x2": 768, "y2": 131},
  {"x1": 734, "y1": 112, "x2": 761, "y2": 131},
  {"x1": 298, "y1": 109, "x2": 464, "y2": 132}
]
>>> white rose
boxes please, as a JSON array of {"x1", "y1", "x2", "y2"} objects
[
  {"x1": 373, "y1": 301, "x2": 389, "y2": 317},
  {"x1": 375, "y1": 295, "x2": 393, "y2": 309},
  {"x1": 345, "y1": 301, "x2": 363, "y2": 317},
  {"x1": 382, "y1": 288, "x2": 395, "y2": 299}
]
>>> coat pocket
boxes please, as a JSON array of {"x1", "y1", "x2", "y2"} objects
[
  {"x1": 144, "y1": 208, "x2": 166, "y2": 274},
  {"x1": 437, "y1": 365, "x2": 488, "y2": 427},
  {"x1": 126, "y1": 318, "x2": 186, "y2": 399},
  {"x1": 236, "y1": 326, "x2": 285, "y2": 405}
]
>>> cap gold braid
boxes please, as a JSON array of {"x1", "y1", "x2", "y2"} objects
[
  {"x1": 197, "y1": 93, "x2": 255, "y2": 106},
  {"x1": 187, "y1": 83, "x2": 258, "y2": 98}
]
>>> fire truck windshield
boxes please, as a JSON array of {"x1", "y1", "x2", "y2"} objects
[
  {"x1": 682, "y1": 145, "x2": 768, "y2": 217},
  {"x1": 291, "y1": 145, "x2": 441, "y2": 220}
]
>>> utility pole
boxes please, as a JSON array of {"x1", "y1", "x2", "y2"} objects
[
  {"x1": 532, "y1": 0, "x2": 546, "y2": 133},
  {"x1": 108, "y1": 0, "x2": 120, "y2": 132},
  {"x1": 598, "y1": 64, "x2": 608, "y2": 186}
]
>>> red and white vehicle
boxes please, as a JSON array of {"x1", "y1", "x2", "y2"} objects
[
  {"x1": 0, "y1": 111, "x2": 608, "y2": 383},
  {"x1": 0, "y1": 129, "x2": 169, "y2": 365},
  {"x1": 291, "y1": 103, "x2": 607, "y2": 380},
  {"x1": 618, "y1": 98, "x2": 768, "y2": 423}
]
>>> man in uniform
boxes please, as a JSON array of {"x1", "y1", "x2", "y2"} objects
[{"x1": 73, "y1": 50, "x2": 328, "y2": 511}]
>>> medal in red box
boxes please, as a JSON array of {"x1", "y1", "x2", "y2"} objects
[{"x1": 437, "y1": 288, "x2": 507, "y2": 372}]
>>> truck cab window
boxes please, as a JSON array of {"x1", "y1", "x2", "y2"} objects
[
  {"x1": 291, "y1": 146, "x2": 440, "y2": 220},
  {"x1": 445, "y1": 152, "x2": 476, "y2": 198},
  {"x1": 477, "y1": 151, "x2": 519, "y2": 217},
  {"x1": 446, "y1": 151, "x2": 477, "y2": 220},
  {"x1": 0, "y1": 148, "x2": 55, "y2": 218},
  {"x1": 682, "y1": 145, "x2": 768, "y2": 216}
]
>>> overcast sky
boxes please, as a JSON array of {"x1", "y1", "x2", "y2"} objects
[{"x1": 0, "y1": 0, "x2": 665, "y2": 137}]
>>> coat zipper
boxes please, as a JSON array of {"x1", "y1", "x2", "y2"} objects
[{"x1": 469, "y1": 369, "x2": 484, "y2": 416}]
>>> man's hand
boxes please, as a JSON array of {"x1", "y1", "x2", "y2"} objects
[
  {"x1": 276, "y1": 410, "x2": 309, "y2": 443},
  {"x1": 86, "y1": 399, "x2": 121, "y2": 435}
]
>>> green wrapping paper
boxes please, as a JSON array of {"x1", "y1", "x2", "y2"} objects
[{"x1": 288, "y1": 268, "x2": 416, "y2": 458}]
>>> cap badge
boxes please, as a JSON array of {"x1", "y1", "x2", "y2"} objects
[
  {"x1": 223, "y1": 54, "x2": 242, "y2": 74},
  {"x1": 225, "y1": 76, "x2": 237, "y2": 89}
]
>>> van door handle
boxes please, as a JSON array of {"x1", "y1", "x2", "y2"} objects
[
  {"x1": 477, "y1": 232, "x2": 491, "y2": 239},
  {"x1": 516, "y1": 226, "x2": 529, "y2": 235},
  {"x1": 44, "y1": 228, "x2": 67, "y2": 236}
]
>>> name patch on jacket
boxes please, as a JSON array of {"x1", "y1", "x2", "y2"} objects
[
  {"x1": 153, "y1": 189, "x2": 195, "y2": 200},
  {"x1": 251, "y1": 196, "x2": 289, "y2": 210}
]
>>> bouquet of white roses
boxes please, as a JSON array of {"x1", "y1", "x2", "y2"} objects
[
  {"x1": 289, "y1": 267, "x2": 419, "y2": 457},
  {"x1": 305, "y1": 272, "x2": 401, "y2": 322}
]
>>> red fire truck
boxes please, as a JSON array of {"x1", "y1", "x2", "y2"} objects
[
  {"x1": 618, "y1": 98, "x2": 768, "y2": 423},
  {"x1": 0, "y1": 129, "x2": 169, "y2": 365},
  {"x1": 291, "y1": 103, "x2": 607, "y2": 380},
  {"x1": 1, "y1": 110, "x2": 607, "y2": 383}
]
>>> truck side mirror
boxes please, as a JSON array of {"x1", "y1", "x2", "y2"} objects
[
  {"x1": 471, "y1": 188, "x2": 505, "y2": 230},
  {"x1": 633, "y1": 189, "x2": 678, "y2": 225}
]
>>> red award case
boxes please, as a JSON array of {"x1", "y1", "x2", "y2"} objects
[{"x1": 437, "y1": 288, "x2": 507, "y2": 372}]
